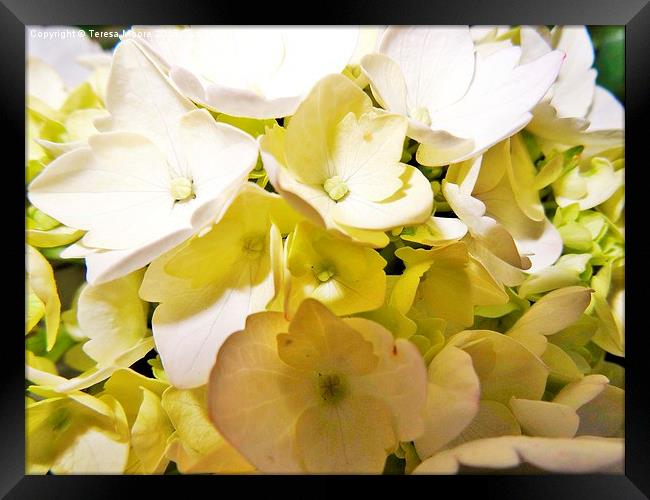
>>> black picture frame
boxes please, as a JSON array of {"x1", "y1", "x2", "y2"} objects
[{"x1": 5, "y1": 0, "x2": 648, "y2": 497}]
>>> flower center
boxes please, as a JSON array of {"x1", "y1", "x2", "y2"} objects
[
  {"x1": 323, "y1": 176, "x2": 349, "y2": 201},
  {"x1": 171, "y1": 177, "x2": 194, "y2": 201},
  {"x1": 313, "y1": 263, "x2": 336, "y2": 283},
  {"x1": 318, "y1": 373, "x2": 346, "y2": 404},
  {"x1": 413, "y1": 107, "x2": 432, "y2": 127},
  {"x1": 316, "y1": 269, "x2": 335, "y2": 283},
  {"x1": 242, "y1": 234, "x2": 265, "y2": 258}
]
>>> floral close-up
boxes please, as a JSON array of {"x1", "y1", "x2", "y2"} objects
[{"x1": 25, "y1": 24, "x2": 624, "y2": 475}]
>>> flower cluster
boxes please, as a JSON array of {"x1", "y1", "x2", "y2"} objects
[{"x1": 25, "y1": 25, "x2": 624, "y2": 474}]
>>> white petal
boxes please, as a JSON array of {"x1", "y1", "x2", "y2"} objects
[
  {"x1": 553, "y1": 26, "x2": 595, "y2": 81},
  {"x1": 178, "y1": 109, "x2": 258, "y2": 195},
  {"x1": 262, "y1": 28, "x2": 359, "y2": 99},
  {"x1": 518, "y1": 26, "x2": 552, "y2": 65},
  {"x1": 171, "y1": 66, "x2": 302, "y2": 119},
  {"x1": 82, "y1": 226, "x2": 196, "y2": 285},
  {"x1": 551, "y1": 69, "x2": 596, "y2": 119},
  {"x1": 349, "y1": 26, "x2": 385, "y2": 65},
  {"x1": 469, "y1": 26, "x2": 498, "y2": 42},
  {"x1": 477, "y1": 180, "x2": 562, "y2": 273},
  {"x1": 429, "y1": 49, "x2": 564, "y2": 164},
  {"x1": 134, "y1": 27, "x2": 358, "y2": 119},
  {"x1": 100, "y1": 39, "x2": 195, "y2": 163},
  {"x1": 151, "y1": 225, "x2": 280, "y2": 389},
  {"x1": 586, "y1": 86, "x2": 625, "y2": 132},
  {"x1": 379, "y1": 26, "x2": 475, "y2": 113},
  {"x1": 28, "y1": 135, "x2": 175, "y2": 249},
  {"x1": 409, "y1": 123, "x2": 475, "y2": 165},
  {"x1": 333, "y1": 113, "x2": 407, "y2": 202},
  {"x1": 153, "y1": 266, "x2": 274, "y2": 389},
  {"x1": 360, "y1": 53, "x2": 408, "y2": 115},
  {"x1": 511, "y1": 219, "x2": 563, "y2": 273}
]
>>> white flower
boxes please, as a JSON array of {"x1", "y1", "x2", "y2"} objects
[
  {"x1": 28, "y1": 40, "x2": 258, "y2": 285},
  {"x1": 521, "y1": 26, "x2": 624, "y2": 149},
  {"x1": 124, "y1": 26, "x2": 360, "y2": 119},
  {"x1": 360, "y1": 26, "x2": 564, "y2": 166}
]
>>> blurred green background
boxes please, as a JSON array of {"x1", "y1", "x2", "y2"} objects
[
  {"x1": 78, "y1": 25, "x2": 625, "y2": 104},
  {"x1": 588, "y1": 26, "x2": 624, "y2": 102}
]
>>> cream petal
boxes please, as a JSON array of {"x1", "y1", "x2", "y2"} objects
[
  {"x1": 414, "y1": 435, "x2": 623, "y2": 474},
  {"x1": 477, "y1": 179, "x2": 562, "y2": 273},
  {"x1": 285, "y1": 74, "x2": 371, "y2": 185},
  {"x1": 334, "y1": 113, "x2": 407, "y2": 202},
  {"x1": 508, "y1": 286, "x2": 593, "y2": 338},
  {"x1": 207, "y1": 312, "x2": 312, "y2": 473},
  {"x1": 509, "y1": 398, "x2": 579, "y2": 438},
  {"x1": 344, "y1": 317, "x2": 428, "y2": 442},
  {"x1": 294, "y1": 395, "x2": 396, "y2": 473},
  {"x1": 332, "y1": 165, "x2": 432, "y2": 230},
  {"x1": 414, "y1": 345, "x2": 480, "y2": 459},
  {"x1": 448, "y1": 330, "x2": 549, "y2": 404},
  {"x1": 27, "y1": 57, "x2": 67, "y2": 109},
  {"x1": 445, "y1": 400, "x2": 522, "y2": 448},
  {"x1": 443, "y1": 181, "x2": 525, "y2": 269},
  {"x1": 78, "y1": 270, "x2": 148, "y2": 363},
  {"x1": 553, "y1": 374, "x2": 609, "y2": 409}
]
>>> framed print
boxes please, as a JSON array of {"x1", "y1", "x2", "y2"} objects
[{"x1": 4, "y1": 0, "x2": 649, "y2": 497}]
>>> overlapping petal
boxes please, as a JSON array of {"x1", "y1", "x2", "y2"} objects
[
  {"x1": 207, "y1": 299, "x2": 427, "y2": 473},
  {"x1": 361, "y1": 26, "x2": 564, "y2": 165},
  {"x1": 139, "y1": 184, "x2": 296, "y2": 388},
  {"x1": 260, "y1": 74, "x2": 432, "y2": 247},
  {"x1": 28, "y1": 40, "x2": 258, "y2": 284},
  {"x1": 127, "y1": 26, "x2": 360, "y2": 118}
]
